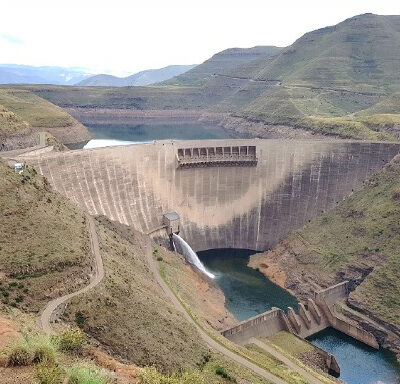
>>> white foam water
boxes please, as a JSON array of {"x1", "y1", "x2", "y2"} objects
[{"x1": 172, "y1": 234, "x2": 215, "y2": 279}]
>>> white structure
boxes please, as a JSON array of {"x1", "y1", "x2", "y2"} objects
[
  {"x1": 14, "y1": 163, "x2": 25, "y2": 174},
  {"x1": 163, "y1": 212, "x2": 180, "y2": 236}
]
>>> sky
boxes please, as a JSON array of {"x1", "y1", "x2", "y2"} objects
[{"x1": 1, "y1": 0, "x2": 400, "y2": 76}]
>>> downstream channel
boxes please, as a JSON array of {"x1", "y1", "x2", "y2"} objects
[{"x1": 198, "y1": 248, "x2": 400, "y2": 384}]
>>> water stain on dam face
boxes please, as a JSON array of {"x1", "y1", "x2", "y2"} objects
[{"x1": 23, "y1": 139, "x2": 400, "y2": 252}]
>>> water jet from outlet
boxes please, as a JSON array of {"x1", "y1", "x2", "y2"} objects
[{"x1": 172, "y1": 234, "x2": 215, "y2": 279}]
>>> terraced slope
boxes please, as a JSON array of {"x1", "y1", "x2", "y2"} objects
[{"x1": 164, "y1": 46, "x2": 281, "y2": 86}]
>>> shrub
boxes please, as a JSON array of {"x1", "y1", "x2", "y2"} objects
[
  {"x1": 67, "y1": 365, "x2": 107, "y2": 384},
  {"x1": 16, "y1": 295, "x2": 24, "y2": 303},
  {"x1": 75, "y1": 312, "x2": 86, "y2": 327},
  {"x1": 7, "y1": 339, "x2": 33, "y2": 366},
  {"x1": 215, "y1": 366, "x2": 228, "y2": 378},
  {"x1": 139, "y1": 366, "x2": 206, "y2": 384},
  {"x1": 56, "y1": 329, "x2": 86, "y2": 353},
  {"x1": 157, "y1": 256, "x2": 163, "y2": 262},
  {"x1": 34, "y1": 362, "x2": 65, "y2": 384},
  {"x1": 215, "y1": 366, "x2": 236, "y2": 382},
  {"x1": 31, "y1": 335, "x2": 57, "y2": 365}
]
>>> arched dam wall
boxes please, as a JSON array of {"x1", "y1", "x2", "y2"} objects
[{"x1": 24, "y1": 139, "x2": 399, "y2": 252}]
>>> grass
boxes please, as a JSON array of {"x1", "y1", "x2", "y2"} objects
[
  {"x1": 55, "y1": 329, "x2": 86, "y2": 353},
  {"x1": 0, "y1": 89, "x2": 80, "y2": 129},
  {"x1": 266, "y1": 332, "x2": 313, "y2": 357},
  {"x1": 0, "y1": 104, "x2": 31, "y2": 135},
  {"x1": 34, "y1": 362, "x2": 65, "y2": 384},
  {"x1": 0, "y1": 160, "x2": 91, "y2": 311},
  {"x1": 67, "y1": 365, "x2": 107, "y2": 384}
]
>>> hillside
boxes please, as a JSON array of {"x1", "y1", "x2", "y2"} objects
[
  {"x1": 250, "y1": 153, "x2": 400, "y2": 349},
  {"x1": 235, "y1": 14, "x2": 400, "y2": 138},
  {"x1": 164, "y1": 46, "x2": 282, "y2": 86},
  {"x1": 78, "y1": 64, "x2": 197, "y2": 87},
  {"x1": 0, "y1": 88, "x2": 91, "y2": 148},
  {"x1": 0, "y1": 160, "x2": 91, "y2": 312}
]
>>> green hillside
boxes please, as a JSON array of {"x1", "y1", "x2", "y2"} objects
[
  {"x1": 234, "y1": 14, "x2": 400, "y2": 139},
  {"x1": 164, "y1": 46, "x2": 281, "y2": 86},
  {"x1": 0, "y1": 88, "x2": 91, "y2": 147}
]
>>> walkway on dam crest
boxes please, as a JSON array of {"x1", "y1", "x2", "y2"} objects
[{"x1": 40, "y1": 214, "x2": 105, "y2": 334}]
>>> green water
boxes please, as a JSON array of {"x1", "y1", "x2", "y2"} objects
[
  {"x1": 309, "y1": 328, "x2": 400, "y2": 384},
  {"x1": 86, "y1": 121, "x2": 236, "y2": 142},
  {"x1": 197, "y1": 248, "x2": 298, "y2": 321}
]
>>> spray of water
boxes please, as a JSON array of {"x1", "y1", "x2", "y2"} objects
[{"x1": 172, "y1": 234, "x2": 215, "y2": 279}]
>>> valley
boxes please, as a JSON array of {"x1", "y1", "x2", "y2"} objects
[{"x1": 1, "y1": 10, "x2": 400, "y2": 384}]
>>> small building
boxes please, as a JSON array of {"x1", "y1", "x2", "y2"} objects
[
  {"x1": 14, "y1": 162, "x2": 25, "y2": 174},
  {"x1": 163, "y1": 212, "x2": 180, "y2": 236}
]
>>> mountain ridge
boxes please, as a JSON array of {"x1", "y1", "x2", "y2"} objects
[{"x1": 78, "y1": 64, "x2": 197, "y2": 87}]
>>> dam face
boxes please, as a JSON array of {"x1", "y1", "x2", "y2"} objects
[{"x1": 24, "y1": 139, "x2": 399, "y2": 252}]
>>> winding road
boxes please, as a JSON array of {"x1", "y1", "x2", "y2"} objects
[{"x1": 39, "y1": 214, "x2": 104, "y2": 334}]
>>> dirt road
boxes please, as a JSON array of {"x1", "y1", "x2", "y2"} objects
[{"x1": 39, "y1": 214, "x2": 104, "y2": 334}]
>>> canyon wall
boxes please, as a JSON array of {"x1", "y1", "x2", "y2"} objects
[{"x1": 24, "y1": 139, "x2": 400, "y2": 252}]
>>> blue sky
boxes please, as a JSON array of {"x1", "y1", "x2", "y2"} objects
[{"x1": 1, "y1": 0, "x2": 399, "y2": 76}]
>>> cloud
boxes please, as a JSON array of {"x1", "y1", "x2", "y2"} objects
[{"x1": 0, "y1": 34, "x2": 23, "y2": 45}]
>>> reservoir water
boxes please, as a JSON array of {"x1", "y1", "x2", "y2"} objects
[
  {"x1": 81, "y1": 121, "x2": 236, "y2": 148},
  {"x1": 198, "y1": 248, "x2": 400, "y2": 384}
]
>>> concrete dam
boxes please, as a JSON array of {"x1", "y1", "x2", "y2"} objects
[{"x1": 24, "y1": 139, "x2": 399, "y2": 252}]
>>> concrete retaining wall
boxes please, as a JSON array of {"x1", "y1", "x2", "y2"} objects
[
  {"x1": 315, "y1": 290, "x2": 379, "y2": 349},
  {"x1": 315, "y1": 281, "x2": 349, "y2": 306},
  {"x1": 221, "y1": 307, "x2": 290, "y2": 344}
]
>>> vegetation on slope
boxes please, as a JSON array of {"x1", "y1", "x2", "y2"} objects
[
  {"x1": 0, "y1": 105, "x2": 31, "y2": 136},
  {"x1": 0, "y1": 88, "x2": 91, "y2": 146},
  {"x1": 252, "y1": 153, "x2": 400, "y2": 327},
  {"x1": 0, "y1": 89, "x2": 81, "y2": 129},
  {"x1": 164, "y1": 46, "x2": 281, "y2": 86},
  {"x1": 0, "y1": 160, "x2": 91, "y2": 312},
  {"x1": 63, "y1": 217, "x2": 210, "y2": 372}
]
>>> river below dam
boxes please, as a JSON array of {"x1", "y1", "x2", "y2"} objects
[
  {"x1": 198, "y1": 248, "x2": 400, "y2": 384},
  {"x1": 74, "y1": 121, "x2": 237, "y2": 148}
]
